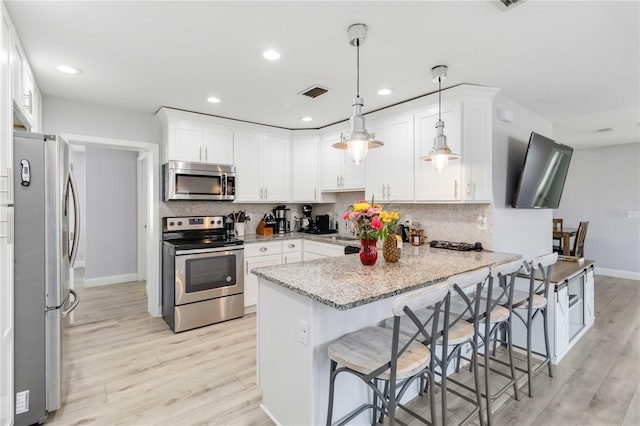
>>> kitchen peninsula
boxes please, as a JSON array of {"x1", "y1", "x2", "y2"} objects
[{"x1": 252, "y1": 245, "x2": 520, "y2": 425}]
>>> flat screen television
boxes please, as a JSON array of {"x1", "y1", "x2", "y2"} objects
[{"x1": 512, "y1": 132, "x2": 573, "y2": 209}]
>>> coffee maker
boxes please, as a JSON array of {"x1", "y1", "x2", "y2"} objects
[
  {"x1": 273, "y1": 205, "x2": 291, "y2": 234},
  {"x1": 299, "y1": 204, "x2": 313, "y2": 231}
]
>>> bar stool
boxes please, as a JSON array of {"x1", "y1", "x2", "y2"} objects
[
  {"x1": 384, "y1": 268, "x2": 490, "y2": 426},
  {"x1": 326, "y1": 283, "x2": 450, "y2": 426},
  {"x1": 510, "y1": 252, "x2": 558, "y2": 397},
  {"x1": 476, "y1": 259, "x2": 524, "y2": 423}
]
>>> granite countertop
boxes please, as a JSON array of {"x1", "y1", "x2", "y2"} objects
[
  {"x1": 241, "y1": 232, "x2": 361, "y2": 247},
  {"x1": 251, "y1": 244, "x2": 521, "y2": 310}
]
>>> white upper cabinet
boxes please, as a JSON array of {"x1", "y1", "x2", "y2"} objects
[
  {"x1": 157, "y1": 108, "x2": 234, "y2": 165},
  {"x1": 202, "y1": 126, "x2": 234, "y2": 164},
  {"x1": 291, "y1": 135, "x2": 319, "y2": 202},
  {"x1": 260, "y1": 134, "x2": 290, "y2": 202},
  {"x1": 415, "y1": 103, "x2": 463, "y2": 201},
  {"x1": 319, "y1": 132, "x2": 365, "y2": 191},
  {"x1": 365, "y1": 115, "x2": 414, "y2": 202},
  {"x1": 234, "y1": 131, "x2": 290, "y2": 202},
  {"x1": 234, "y1": 131, "x2": 261, "y2": 201},
  {"x1": 10, "y1": 23, "x2": 35, "y2": 130},
  {"x1": 460, "y1": 97, "x2": 493, "y2": 202}
]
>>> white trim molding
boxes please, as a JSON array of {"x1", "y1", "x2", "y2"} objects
[
  {"x1": 83, "y1": 273, "x2": 140, "y2": 288},
  {"x1": 59, "y1": 133, "x2": 161, "y2": 317},
  {"x1": 595, "y1": 267, "x2": 640, "y2": 281}
]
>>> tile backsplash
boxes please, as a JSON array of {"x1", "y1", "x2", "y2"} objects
[{"x1": 160, "y1": 193, "x2": 492, "y2": 248}]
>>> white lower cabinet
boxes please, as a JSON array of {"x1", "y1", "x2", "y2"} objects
[{"x1": 244, "y1": 241, "x2": 283, "y2": 307}]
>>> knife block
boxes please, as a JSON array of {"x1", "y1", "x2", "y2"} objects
[{"x1": 256, "y1": 220, "x2": 273, "y2": 236}]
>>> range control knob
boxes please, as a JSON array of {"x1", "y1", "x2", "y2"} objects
[
  {"x1": 210, "y1": 220, "x2": 215, "y2": 225},
  {"x1": 177, "y1": 221, "x2": 183, "y2": 226},
  {"x1": 169, "y1": 221, "x2": 175, "y2": 227},
  {"x1": 216, "y1": 219, "x2": 222, "y2": 225}
]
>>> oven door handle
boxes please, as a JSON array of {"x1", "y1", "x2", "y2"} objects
[{"x1": 175, "y1": 246, "x2": 244, "y2": 255}]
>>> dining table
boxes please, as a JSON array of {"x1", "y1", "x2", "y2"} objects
[{"x1": 553, "y1": 227, "x2": 578, "y2": 255}]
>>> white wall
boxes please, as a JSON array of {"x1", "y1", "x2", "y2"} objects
[
  {"x1": 84, "y1": 146, "x2": 138, "y2": 280},
  {"x1": 492, "y1": 95, "x2": 554, "y2": 261},
  {"x1": 42, "y1": 96, "x2": 161, "y2": 143},
  {"x1": 555, "y1": 144, "x2": 640, "y2": 278}
]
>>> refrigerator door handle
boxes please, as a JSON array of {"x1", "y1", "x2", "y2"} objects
[
  {"x1": 62, "y1": 289, "x2": 79, "y2": 317},
  {"x1": 67, "y1": 170, "x2": 81, "y2": 267}
]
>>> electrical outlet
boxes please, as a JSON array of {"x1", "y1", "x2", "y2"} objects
[
  {"x1": 477, "y1": 215, "x2": 487, "y2": 231},
  {"x1": 299, "y1": 320, "x2": 309, "y2": 345}
]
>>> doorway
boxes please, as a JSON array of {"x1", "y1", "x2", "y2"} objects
[{"x1": 60, "y1": 133, "x2": 160, "y2": 318}]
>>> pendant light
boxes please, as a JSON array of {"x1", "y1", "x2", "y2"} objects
[
  {"x1": 332, "y1": 23, "x2": 383, "y2": 164},
  {"x1": 420, "y1": 65, "x2": 460, "y2": 172}
]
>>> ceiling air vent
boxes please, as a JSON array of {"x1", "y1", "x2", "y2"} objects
[
  {"x1": 494, "y1": 0, "x2": 527, "y2": 11},
  {"x1": 300, "y1": 85, "x2": 329, "y2": 99}
]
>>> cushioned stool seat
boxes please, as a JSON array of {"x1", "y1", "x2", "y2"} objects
[{"x1": 328, "y1": 326, "x2": 430, "y2": 381}]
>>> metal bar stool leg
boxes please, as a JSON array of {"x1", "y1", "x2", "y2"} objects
[
  {"x1": 542, "y1": 307, "x2": 554, "y2": 378},
  {"x1": 327, "y1": 360, "x2": 338, "y2": 425},
  {"x1": 506, "y1": 320, "x2": 520, "y2": 401},
  {"x1": 526, "y1": 316, "x2": 534, "y2": 398}
]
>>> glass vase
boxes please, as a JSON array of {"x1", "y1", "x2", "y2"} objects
[{"x1": 359, "y1": 238, "x2": 378, "y2": 266}]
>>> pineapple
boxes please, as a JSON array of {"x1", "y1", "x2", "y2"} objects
[{"x1": 383, "y1": 232, "x2": 401, "y2": 262}]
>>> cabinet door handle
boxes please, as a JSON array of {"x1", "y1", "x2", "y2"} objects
[
  {"x1": 199, "y1": 146, "x2": 203, "y2": 161},
  {"x1": 245, "y1": 260, "x2": 249, "y2": 274},
  {"x1": 467, "y1": 182, "x2": 471, "y2": 196},
  {"x1": 284, "y1": 255, "x2": 288, "y2": 264},
  {"x1": 337, "y1": 175, "x2": 340, "y2": 188},
  {"x1": 382, "y1": 184, "x2": 386, "y2": 199},
  {"x1": 259, "y1": 188, "x2": 264, "y2": 199},
  {"x1": 288, "y1": 244, "x2": 296, "y2": 249},
  {"x1": 340, "y1": 176, "x2": 344, "y2": 187},
  {"x1": 205, "y1": 147, "x2": 208, "y2": 162},
  {"x1": 0, "y1": 168, "x2": 13, "y2": 204},
  {"x1": 387, "y1": 184, "x2": 391, "y2": 199},
  {"x1": 314, "y1": 188, "x2": 317, "y2": 200},
  {"x1": 264, "y1": 187, "x2": 268, "y2": 199},
  {"x1": 259, "y1": 247, "x2": 268, "y2": 252},
  {"x1": 454, "y1": 180, "x2": 458, "y2": 199}
]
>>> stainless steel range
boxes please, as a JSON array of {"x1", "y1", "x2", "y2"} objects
[{"x1": 162, "y1": 216, "x2": 244, "y2": 332}]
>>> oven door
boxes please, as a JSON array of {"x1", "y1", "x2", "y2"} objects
[{"x1": 174, "y1": 247, "x2": 244, "y2": 305}]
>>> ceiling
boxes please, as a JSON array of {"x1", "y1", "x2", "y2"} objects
[{"x1": 5, "y1": 1, "x2": 639, "y2": 148}]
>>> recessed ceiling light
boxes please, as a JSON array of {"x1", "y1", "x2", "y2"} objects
[
  {"x1": 377, "y1": 88, "x2": 392, "y2": 96},
  {"x1": 263, "y1": 49, "x2": 281, "y2": 61},
  {"x1": 301, "y1": 116, "x2": 313, "y2": 122},
  {"x1": 207, "y1": 96, "x2": 221, "y2": 104},
  {"x1": 56, "y1": 65, "x2": 82, "y2": 74}
]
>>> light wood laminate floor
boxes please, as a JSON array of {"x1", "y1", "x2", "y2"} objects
[{"x1": 50, "y1": 275, "x2": 638, "y2": 425}]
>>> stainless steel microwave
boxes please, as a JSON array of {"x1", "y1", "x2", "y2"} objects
[{"x1": 163, "y1": 161, "x2": 236, "y2": 201}]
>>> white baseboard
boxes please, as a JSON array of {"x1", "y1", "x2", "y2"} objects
[
  {"x1": 595, "y1": 267, "x2": 640, "y2": 281},
  {"x1": 83, "y1": 273, "x2": 140, "y2": 288}
]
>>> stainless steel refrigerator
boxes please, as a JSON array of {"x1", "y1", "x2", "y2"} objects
[{"x1": 13, "y1": 131, "x2": 80, "y2": 426}]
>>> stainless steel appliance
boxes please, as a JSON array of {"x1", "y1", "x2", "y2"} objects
[
  {"x1": 300, "y1": 204, "x2": 313, "y2": 231},
  {"x1": 273, "y1": 205, "x2": 290, "y2": 234},
  {"x1": 163, "y1": 161, "x2": 236, "y2": 201},
  {"x1": 13, "y1": 131, "x2": 80, "y2": 426},
  {"x1": 162, "y1": 216, "x2": 244, "y2": 332}
]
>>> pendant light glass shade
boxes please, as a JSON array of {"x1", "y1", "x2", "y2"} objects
[
  {"x1": 420, "y1": 65, "x2": 460, "y2": 173},
  {"x1": 332, "y1": 23, "x2": 383, "y2": 164}
]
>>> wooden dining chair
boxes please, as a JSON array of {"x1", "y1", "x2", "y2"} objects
[
  {"x1": 552, "y1": 219, "x2": 563, "y2": 253},
  {"x1": 571, "y1": 221, "x2": 589, "y2": 258}
]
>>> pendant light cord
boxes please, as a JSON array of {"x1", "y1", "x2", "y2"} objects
[
  {"x1": 438, "y1": 76, "x2": 442, "y2": 121},
  {"x1": 356, "y1": 40, "x2": 360, "y2": 97}
]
